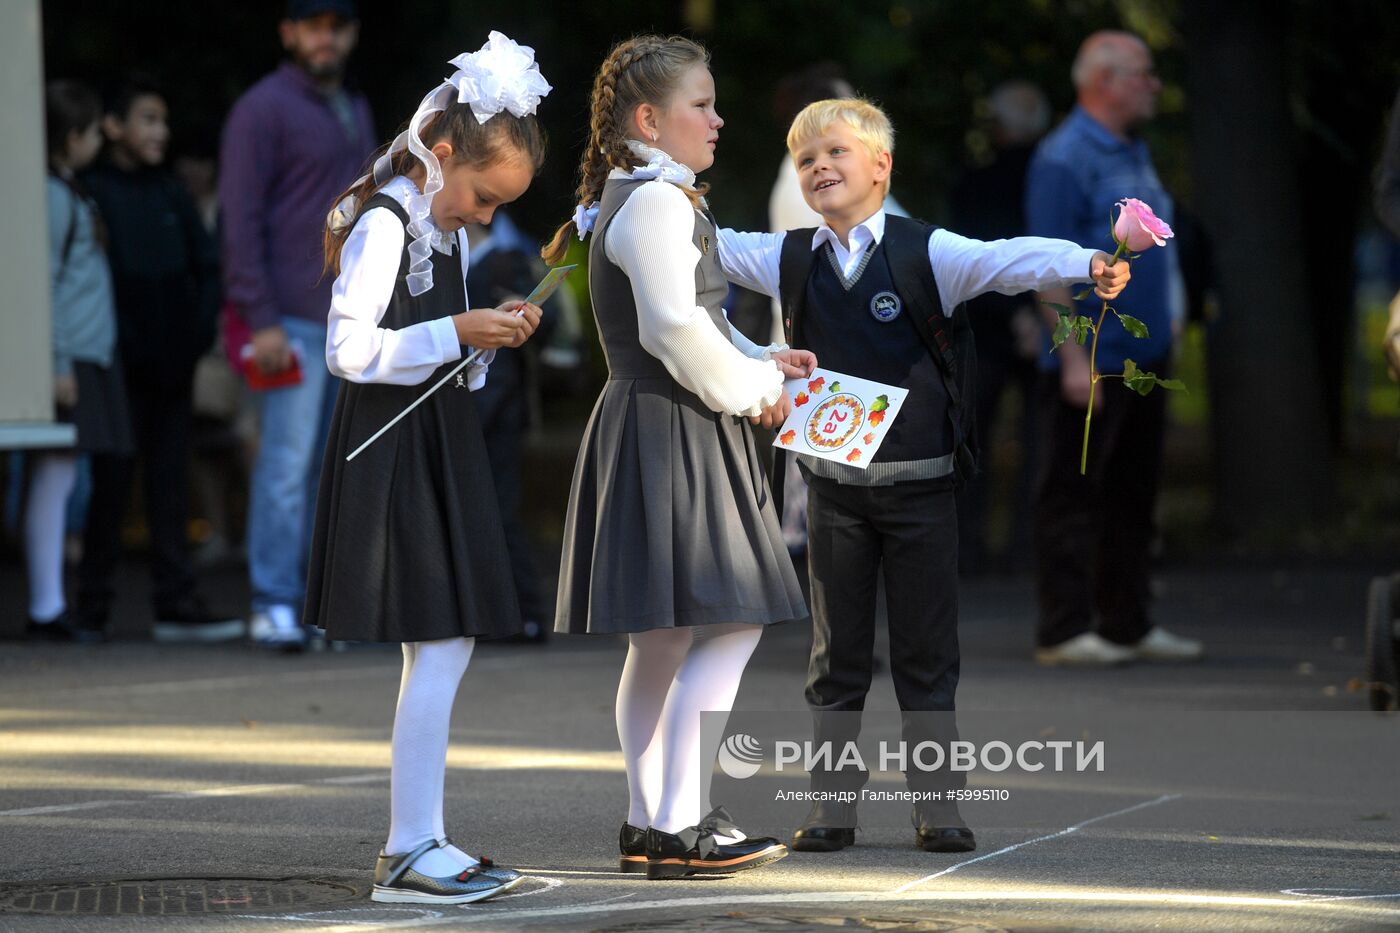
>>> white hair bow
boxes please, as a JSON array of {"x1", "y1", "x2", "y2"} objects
[
  {"x1": 573, "y1": 202, "x2": 600, "y2": 239},
  {"x1": 327, "y1": 31, "x2": 551, "y2": 296},
  {"x1": 449, "y1": 31, "x2": 553, "y2": 125}
]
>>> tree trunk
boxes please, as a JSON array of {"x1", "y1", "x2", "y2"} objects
[{"x1": 1181, "y1": 0, "x2": 1334, "y2": 538}]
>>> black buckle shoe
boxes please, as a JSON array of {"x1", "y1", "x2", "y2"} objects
[
  {"x1": 644, "y1": 808, "x2": 788, "y2": 879},
  {"x1": 619, "y1": 823, "x2": 647, "y2": 873},
  {"x1": 791, "y1": 800, "x2": 857, "y2": 852}
]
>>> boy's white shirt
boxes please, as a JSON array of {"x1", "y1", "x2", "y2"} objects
[
  {"x1": 326, "y1": 175, "x2": 492, "y2": 387},
  {"x1": 717, "y1": 207, "x2": 1101, "y2": 318},
  {"x1": 602, "y1": 143, "x2": 786, "y2": 418}
]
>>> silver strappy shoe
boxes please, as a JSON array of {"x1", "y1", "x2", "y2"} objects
[
  {"x1": 438, "y1": 836, "x2": 525, "y2": 889},
  {"x1": 371, "y1": 839, "x2": 517, "y2": 904}
]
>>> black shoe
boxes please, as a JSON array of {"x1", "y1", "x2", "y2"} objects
[
  {"x1": 619, "y1": 823, "x2": 647, "y2": 873},
  {"x1": 26, "y1": 612, "x2": 104, "y2": 643},
  {"x1": 913, "y1": 803, "x2": 976, "y2": 853},
  {"x1": 645, "y1": 808, "x2": 788, "y2": 880},
  {"x1": 790, "y1": 801, "x2": 857, "y2": 853},
  {"x1": 915, "y1": 825, "x2": 976, "y2": 852},
  {"x1": 153, "y1": 595, "x2": 245, "y2": 643}
]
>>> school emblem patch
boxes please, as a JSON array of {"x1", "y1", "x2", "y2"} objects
[{"x1": 870, "y1": 291, "x2": 901, "y2": 322}]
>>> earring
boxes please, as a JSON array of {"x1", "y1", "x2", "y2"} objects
[{"x1": 651, "y1": 133, "x2": 658, "y2": 143}]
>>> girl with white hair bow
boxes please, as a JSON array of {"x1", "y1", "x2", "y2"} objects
[{"x1": 304, "y1": 31, "x2": 550, "y2": 905}]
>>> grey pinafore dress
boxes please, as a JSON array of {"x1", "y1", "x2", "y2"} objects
[
  {"x1": 555, "y1": 177, "x2": 807, "y2": 635},
  {"x1": 305, "y1": 194, "x2": 521, "y2": 642}
]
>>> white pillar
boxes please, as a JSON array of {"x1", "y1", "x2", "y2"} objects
[{"x1": 0, "y1": 0, "x2": 74, "y2": 449}]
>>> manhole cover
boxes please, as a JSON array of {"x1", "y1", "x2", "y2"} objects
[
  {"x1": 596, "y1": 914, "x2": 1008, "y2": 933},
  {"x1": 0, "y1": 876, "x2": 363, "y2": 916}
]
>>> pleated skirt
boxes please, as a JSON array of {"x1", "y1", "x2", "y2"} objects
[{"x1": 555, "y1": 376, "x2": 807, "y2": 635}]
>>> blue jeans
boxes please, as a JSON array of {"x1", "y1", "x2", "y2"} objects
[{"x1": 247, "y1": 317, "x2": 338, "y2": 611}]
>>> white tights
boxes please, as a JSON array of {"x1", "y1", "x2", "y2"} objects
[
  {"x1": 615, "y1": 623, "x2": 763, "y2": 834},
  {"x1": 386, "y1": 637, "x2": 478, "y2": 877},
  {"x1": 24, "y1": 454, "x2": 78, "y2": 621}
]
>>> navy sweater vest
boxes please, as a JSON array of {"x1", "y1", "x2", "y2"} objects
[{"x1": 799, "y1": 241, "x2": 954, "y2": 463}]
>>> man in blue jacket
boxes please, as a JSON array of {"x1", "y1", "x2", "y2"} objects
[{"x1": 1026, "y1": 30, "x2": 1203, "y2": 666}]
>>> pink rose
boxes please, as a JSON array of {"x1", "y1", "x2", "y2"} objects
[{"x1": 1113, "y1": 198, "x2": 1174, "y2": 252}]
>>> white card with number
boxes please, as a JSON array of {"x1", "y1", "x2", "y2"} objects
[{"x1": 771, "y1": 368, "x2": 908, "y2": 469}]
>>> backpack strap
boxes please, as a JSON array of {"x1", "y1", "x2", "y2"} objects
[
  {"x1": 777, "y1": 227, "x2": 819, "y2": 345},
  {"x1": 882, "y1": 215, "x2": 978, "y2": 479}
]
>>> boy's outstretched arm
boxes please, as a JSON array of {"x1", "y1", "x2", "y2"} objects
[
  {"x1": 715, "y1": 227, "x2": 784, "y2": 299},
  {"x1": 928, "y1": 229, "x2": 1102, "y2": 315}
]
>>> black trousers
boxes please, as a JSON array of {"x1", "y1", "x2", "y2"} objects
[
  {"x1": 955, "y1": 338, "x2": 1039, "y2": 574},
  {"x1": 804, "y1": 473, "x2": 965, "y2": 795},
  {"x1": 79, "y1": 367, "x2": 196, "y2": 615},
  {"x1": 1031, "y1": 368, "x2": 1167, "y2": 648}
]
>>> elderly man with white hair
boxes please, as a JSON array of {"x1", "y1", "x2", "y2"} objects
[{"x1": 1025, "y1": 30, "x2": 1203, "y2": 667}]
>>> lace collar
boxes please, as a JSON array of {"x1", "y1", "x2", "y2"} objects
[
  {"x1": 623, "y1": 140, "x2": 697, "y2": 188},
  {"x1": 381, "y1": 176, "x2": 457, "y2": 257}
]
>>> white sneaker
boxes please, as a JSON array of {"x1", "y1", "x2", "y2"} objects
[
  {"x1": 249, "y1": 604, "x2": 307, "y2": 652},
  {"x1": 1035, "y1": 632, "x2": 1136, "y2": 667},
  {"x1": 1131, "y1": 626, "x2": 1204, "y2": 662}
]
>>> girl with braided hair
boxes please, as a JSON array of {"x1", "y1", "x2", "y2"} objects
[{"x1": 547, "y1": 35, "x2": 815, "y2": 880}]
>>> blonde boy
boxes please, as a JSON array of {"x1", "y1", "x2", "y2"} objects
[{"x1": 716, "y1": 98, "x2": 1129, "y2": 853}]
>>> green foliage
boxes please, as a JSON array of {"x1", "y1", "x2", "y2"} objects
[
  {"x1": 1122, "y1": 359, "x2": 1187, "y2": 395},
  {"x1": 1115, "y1": 311, "x2": 1150, "y2": 339},
  {"x1": 1048, "y1": 302, "x2": 1096, "y2": 350}
]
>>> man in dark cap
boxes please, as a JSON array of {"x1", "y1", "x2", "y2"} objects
[{"x1": 219, "y1": 0, "x2": 375, "y2": 650}]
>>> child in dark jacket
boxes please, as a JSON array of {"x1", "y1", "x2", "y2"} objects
[{"x1": 78, "y1": 74, "x2": 241, "y2": 642}]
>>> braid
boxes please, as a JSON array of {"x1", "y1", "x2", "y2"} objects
[{"x1": 542, "y1": 35, "x2": 710, "y2": 264}]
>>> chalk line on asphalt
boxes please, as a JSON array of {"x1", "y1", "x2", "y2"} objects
[
  {"x1": 251, "y1": 887, "x2": 1400, "y2": 932},
  {"x1": 891, "y1": 793, "x2": 1182, "y2": 894},
  {"x1": 0, "y1": 773, "x2": 386, "y2": 817}
]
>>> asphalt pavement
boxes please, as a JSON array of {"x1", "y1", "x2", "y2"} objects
[{"x1": 1, "y1": 558, "x2": 1397, "y2": 932}]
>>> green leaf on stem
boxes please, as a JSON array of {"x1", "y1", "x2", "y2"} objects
[
  {"x1": 1122, "y1": 360, "x2": 1154, "y2": 395},
  {"x1": 1121, "y1": 358, "x2": 1187, "y2": 395},
  {"x1": 1047, "y1": 302, "x2": 1077, "y2": 351},
  {"x1": 1115, "y1": 311, "x2": 1149, "y2": 339},
  {"x1": 1072, "y1": 316, "x2": 1094, "y2": 345},
  {"x1": 1072, "y1": 288, "x2": 1093, "y2": 301}
]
